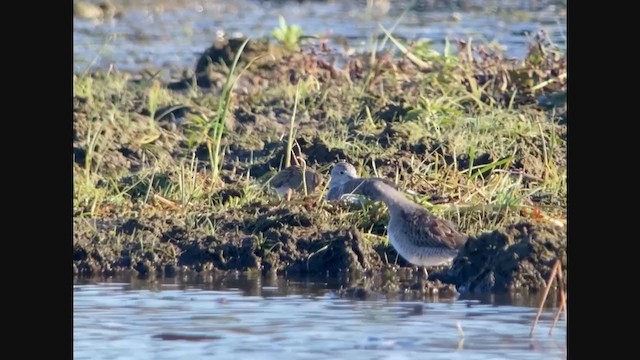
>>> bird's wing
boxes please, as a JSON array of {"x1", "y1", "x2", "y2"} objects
[
  {"x1": 403, "y1": 208, "x2": 468, "y2": 250},
  {"x1": 270, "y1": 167, "x2": 301, "y2": 188}
]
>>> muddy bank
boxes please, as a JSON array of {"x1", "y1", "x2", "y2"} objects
[
  {"x1": 74, "y1": 203, "x2": 566, "y2": 295},
  {"x1": 74, "y1": 32, "x2": 566, "y2": 296},
  {"x1": 435, "y1": 221, "x2": 566, "y2": 292},
  {"x1": 73, "y1": 204, "x2": 383, "y2": 277}
]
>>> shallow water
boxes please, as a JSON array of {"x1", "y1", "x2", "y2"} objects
[
  {"x1": 74, "y1": 274, "x2": 566, "y2": 359},
  {"x1": 73, "y1": 0, "x2": 566, "y2": 73}
]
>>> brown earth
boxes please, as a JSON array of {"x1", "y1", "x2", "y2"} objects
[{"x1": 74, "y1": 34, "x2": 567, "y2": 297}]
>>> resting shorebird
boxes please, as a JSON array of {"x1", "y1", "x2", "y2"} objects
[
  {"x1": 326, "y1": 160, "x2": 410, "y2": 202},
  {"x1": 326, "y1": 161, "x2": 359, "y2": 201},
  {"x1": 270, "y1": 165, "x2": 321, "y2": 201},
  {"x1": 328, "y1": 162, "x2": 468, "y2": 277}
]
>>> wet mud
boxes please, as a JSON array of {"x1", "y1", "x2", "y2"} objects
[{"x1": 74, "y1": 32, "x2": 566, "y2": 296}]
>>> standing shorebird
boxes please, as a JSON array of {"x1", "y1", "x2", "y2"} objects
[
  {"x1": 328, "y1": 162, "x2": 468, "y2": 278},
  {"x1": 270, "y1": 165, "x2": 321, "y2": 201}
]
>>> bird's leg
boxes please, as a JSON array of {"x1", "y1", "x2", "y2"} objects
[
  {"x1": 300, "y1": 157, "x2": 309, "y2": 196},
  {"x1": 422, "y1": 267, "x2": 429, "y2": 280},
  {"x1": 286, "y1": 188, "x2": 292, "y2": 202}
]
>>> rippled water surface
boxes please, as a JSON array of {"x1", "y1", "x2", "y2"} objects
[
  {"x1": 73, "y1": 0, "x2": 566, "y2": 72},
  {"x1": 74, "y1": 274, "x2": 566, "y2": 359}
]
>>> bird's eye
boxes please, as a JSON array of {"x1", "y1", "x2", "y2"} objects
[{"x1": 340, "y1": 171, "x2": 344, "y2": 175}]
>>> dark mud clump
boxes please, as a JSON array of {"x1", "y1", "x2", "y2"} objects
[
  {"x1": 173, "y1": 36, "x2": 290, "y2": 89},
  {"x1": 435, "y1": 221, "x2": 566, "y2": 293},
  {"x1": 299, "y1": 227, "x2": 382, "y2": 275},
  {"x1": 337, "y1": 267, "x2": 460, "y2": 301}
]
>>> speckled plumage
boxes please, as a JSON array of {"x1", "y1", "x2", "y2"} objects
[
  {"x1": 270, "y1": 165, "x2": 321, "y2": 200},
  {"x1": 327, "y1": 162, "x2": 469, "y2": 274}
]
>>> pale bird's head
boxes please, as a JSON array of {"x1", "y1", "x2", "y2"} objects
[{"x1": 329, "y1": 161, "x2": 358, "y2": 187}]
